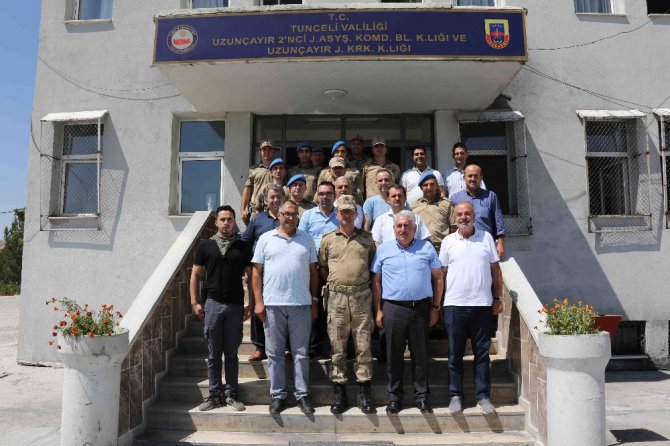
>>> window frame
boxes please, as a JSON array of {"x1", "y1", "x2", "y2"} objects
[
  {"x1": 456, "y1": 110, "x2": 531, "y2": 236},
  {"x1": 574, "y1": 0, "x2": 622, "y2": 15},
  {"x1": 71, "y1": 0, "x2": 113, "y2": 21},
  {"x1": 184, "y1": 0, "x2": 229, "y2": 8},
  {"x1": 176, "y1": 120, "x2": 226, "y2": 215},
  {"x1": 653, "y1": 109, "x2": 670, "y2": 228},
  {"x1": 578, "y1": 110, "x2": 651, "y2": 233}
]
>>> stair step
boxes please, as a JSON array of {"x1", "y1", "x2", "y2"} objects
[
  {"x1": 136, "y1": 428, "x2": 535, "y2": 445},
  {"x1": 179, "y1": 336, "x2": 498, "y2": 357},
  {"x1": 146, "y1": 402, "x2": 527, "y2": 434},
  {"x1": 169, "y1": 354, "x2": 510, "y2": 379},
  {"x1": 158, "y1": 375, "x2": 518, "y2": 405}
]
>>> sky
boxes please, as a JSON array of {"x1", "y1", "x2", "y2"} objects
[{"x1": 0, "y1": 2, "x2": 40, "y2": 233}]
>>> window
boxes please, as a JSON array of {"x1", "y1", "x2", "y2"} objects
[
  {"x1": 252, "y1": 115, "x2": 433, "y2": 171},
  {"x1": 647, "y1": 0, "x2": 670, "y2": 14},
  {"x1": 178, "y1": 121, "x2": 225, "y2": 214},
  {"x1": 457, "y1": 111, "x2": 531, "y2": 236},
  {"x1": 39, "y1": 110, "x2": 106, "y2": 230},
  {"x1": 188, "y1": 0, "x2": 228, "y2": 8},
  {"x1": 380, "y1": 0, "x2": 422, "y2": 3},
  {"x1": 456, "y1": 0, "x2": 496, "y2": 6},
  {"x1": 261, "y1": 0, "x2": 302, "y2": 5},
  {"x1": 574, "y1": 0, "x2": 612, "y2": 13},
  {"x1": 76, "y1": 0, "x2": 112, "y2": 20},
  {"x1": 654, "y1": 109, "x2": 670, "y2": 228},
  {"x1": 578, "y1": 110, "x2": 651, "y2": 232}
]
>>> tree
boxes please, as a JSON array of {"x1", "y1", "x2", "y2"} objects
[{"x1": 0, "y1": 208, "x2": 24, "y2": 294}]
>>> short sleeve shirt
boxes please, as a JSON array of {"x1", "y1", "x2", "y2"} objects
[
  {"x1": 319, "y1": 228, "x2": 376, "y2": 286},
  {"x1": 252, "y1": 229, "x2": 317, "y2": 306},
  {"x1": 363, "y1": 195, "x2": 391, "y2": 224},
  {"x1": 411, "y1": 197, "x2": 456, "y2": 251},
  {"x1": 371, "y1": 210, "x2": 431, "y2": 245},
  {"x1": 193, "y1": 239, "x2": 253, "y2": 305},
  {"x1": 371, "y1": 238, "x2": 441, "y2": 301},
  {"x1": 298, "y1": 207, "x2": 339, "y2": 251},
  {"x1": 439, "y1": 228, "x2": 500, "y2": 307}
]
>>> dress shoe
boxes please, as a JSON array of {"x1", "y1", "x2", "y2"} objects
[
  {"x1": 385, "y1": 401, "x2": 402, "y2": 414},
  {"x1": 268, "y1": 398, "x2": 285, "y2": 414},
  {"x1": 297, "y1": 396, "x2": 315, "y2": 414},
  {"x1": 248, "y1": 349, "x2": 266, "y2": 361},
  {"x1": 416, "y1": 398, "x2": 433, "y2": 414}
]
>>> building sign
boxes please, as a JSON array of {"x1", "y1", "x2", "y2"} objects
[{"x1": 154, "y1": 9, "x2": 527, "y2": 63}]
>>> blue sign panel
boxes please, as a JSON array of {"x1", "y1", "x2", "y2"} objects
[{"x1": 154, "y1": 9, "x2": 527, "y2": 63}]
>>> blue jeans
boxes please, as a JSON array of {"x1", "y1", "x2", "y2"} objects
[
  {"x1": 443, "y1": 305, "x2": 492, "y2": 401},
  {"x1": 204, "y1": 298, "x2": 244, "y2": 397},
  {"x1": 264, "y1": 305, "x2": 312, "y2": 400}
]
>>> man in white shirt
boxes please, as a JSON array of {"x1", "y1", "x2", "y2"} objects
[
  {"x1": 438, "y1": 201, "x2": 502, "y2": 416},
  {"x1": 400, "y1": 145, "x2": 445, "y2": 205},
  {"x1": 444, "y1": 142, "x2": 486, "y2": 198},
  {"x1": 371, "y1": 184, "x2": 430, "y2": 246}
]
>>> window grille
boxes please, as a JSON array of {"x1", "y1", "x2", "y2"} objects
[
  {"x1": 39, "y1": 111, "x2": 106, "y2": 231},
  {"x1": 457, "y1": 111, "x2": 531, "y2": 236},
  {"x1": 654, "y1": 109, "x2": 670, "y2": 228},
  {"x1": 578, "y1": 110, "x2": 651, "y2": 233}
]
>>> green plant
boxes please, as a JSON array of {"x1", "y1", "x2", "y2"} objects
[
  {"x1": 45, "y1": 297, "x2": 124, "y2": 349},
  {"x1": 539, "y1": 297, "x2": 598, "y2": 335}
]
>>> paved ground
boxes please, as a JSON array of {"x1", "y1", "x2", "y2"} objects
[{"x1": 0, "y1": 295, "x2": 668, "y2": 446}]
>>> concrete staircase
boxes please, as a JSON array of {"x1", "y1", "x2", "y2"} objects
[{"x1": 136, "y1": 317, "x2": 533, "y2": 445}]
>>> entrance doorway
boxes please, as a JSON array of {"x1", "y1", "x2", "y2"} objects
[{"x1": 252, "y1": 114, "x2": 434, "y2": 172}]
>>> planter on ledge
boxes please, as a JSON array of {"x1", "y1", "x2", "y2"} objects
[
  {"x1": 539, "y1": 331, "x2": 610, "y2": 446},
  {"x1": 58, "y1": 330, "x2": 129, "y2": 446},
  {"x1": 594, "y1": 314, "x2": 622, "y2": 340}
]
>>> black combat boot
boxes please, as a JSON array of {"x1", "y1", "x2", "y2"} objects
[
  {"x1": 330, "y1": 383, "x2": 348, "y2": 414},
  {"x1": 357, "y1": 381, "x2": 375, "y2": 414}
]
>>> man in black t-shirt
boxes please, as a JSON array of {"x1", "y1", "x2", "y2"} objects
[{"x1": 190, "y1": 205, "x2": 254, "y2": 412}]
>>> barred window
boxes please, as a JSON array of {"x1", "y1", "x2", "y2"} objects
[
  {"x1": 578, "y1": 110, "x2": 651, "y2": 232},
  {"x1": 178, "y1": 121, "x2": 225, "y2": 214},
  {"x1": 457, "y1": 111, "x2": 531, "y2": 236},
  {"x1": 654, "y1": 109, "x2": 670, "y2": 228},
  {"x1": 188, "y1": 0, "x2": 228, "y2": 8},
  {"x1": 39, "y1": 110, "x2": 106, "y2": 231}
]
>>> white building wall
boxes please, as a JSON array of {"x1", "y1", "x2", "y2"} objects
[{"x1": 19, "y1": 0, "x2": 670, "y2": 364}]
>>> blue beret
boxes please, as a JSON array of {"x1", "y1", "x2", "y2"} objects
[
  {"x1": 269, "y1": 158, "x2": 286, "y2": 170},
  {"x1": 331, "y1": 140, "x2": 347, "y2": 154},
  {"x1": 312, "y1": 146, "x2": 324, "y2": 153},
  {"x1": 296, "y1": 141, "x2": 311, "y2": 153},
  {"x1": 418, "y1": 170, "x2": 437, "y2": 186},
  {"x1": 287, "y1": 174, "x2": 306, "y2": 187}
]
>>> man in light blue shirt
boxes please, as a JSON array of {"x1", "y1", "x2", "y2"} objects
[
  {"x1": 363, "y1": 168, "x2": 394, "y2": 230},
  {"x1": 252, "y1": 200, "x2": 319, "y2": 415},
  {"x1": 299, "y1": 181, "x2": 339, "y2": 251},
  {"x1": 371, "y1": 210, "x2": 444, "y2": 415}
]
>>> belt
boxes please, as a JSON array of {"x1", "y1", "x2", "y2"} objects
[
  {"x1": 328, "y1": 283, "x2": 370, "y2": 293},
  {"x1": 383, "y1": 298, "x2": 431, "y2": 308}
]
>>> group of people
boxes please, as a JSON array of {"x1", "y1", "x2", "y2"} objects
[{"x1": 189, "y1": 136, "x2": 506, "y2": 417}]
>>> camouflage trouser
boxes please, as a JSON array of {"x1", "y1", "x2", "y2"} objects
[{"x1": 326, "y1": 288, "x2": 374, "y2": 384}]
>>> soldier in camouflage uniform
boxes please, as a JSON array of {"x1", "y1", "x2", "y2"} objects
[
  {"x1": 363, "y1": 136, "x2": 401, "y2": 200},
  {"x1": 251, "y1": 158, "x2": 288, "y2": 218},
  {"x1": 241, "y1": 139, "x2": 275, "y2": 225},
  {"x1": 411, "y1": 170, "x2": 456, "y2": 253},
  {"x1": 319, "y1": 195, "x2": 376, "y2": 415}
]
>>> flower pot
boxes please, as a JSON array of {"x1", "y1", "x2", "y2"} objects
[
  {"x1": 58, "y1": 331, "x2": 129, "y2": 446},
  {"x1": 539, "y1": 331, "x2": 610, "y2": 446},
  {"x1": 594, "y1": 314, "x2": 622, "y2": 340}
]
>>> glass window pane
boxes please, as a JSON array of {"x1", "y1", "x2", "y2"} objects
[
  {"x1": 346, "y1": 117, "x2": 401, "y2": 143},
  {"x1": 467, "y1": 154, "x2": 510, "y2": 214},
  {"x1": 192, "y1": 0, "x2": 228, "y2": 7},
  {"x1": 460, "y1": 122, "x2": 507, "y2": 151},
  {"x1": 180, "y1": 121, "x2": 225, "y2": 153},
  {"x1": 287, "y1": 116, "x2": 341, "y2": 142},
  {"x1": 456, "y1": 0, "x2": 495, "y2": 5},
  {"x1": 63, "y1": 163, "x2": 97, "y2": 214},
  {"x1": 63, "y1": 124, "x2": 101, "y2": 156},
  {"x1": 586, "y1": 121, "x2": 627, "y2": 153},
  {"x1": 588, "y1": 158, "x2": 626, "y2": 215},
  {"x1": 181, "y1": 160, "x2": 221, "y2": 213},
  {"x1": 78, "y1": 0, "x2": 113, "y2": 20},
  {"x1": 574, "y1": 0, "x2": 611, "y2": 13},
  {"x1": 404, "y1": 116, "x2": 432, "y2": 142}
]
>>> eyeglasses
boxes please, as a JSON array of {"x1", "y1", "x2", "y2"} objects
[{"x1": 280, "y1": 212, "x2": 299, "y2": 219}]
